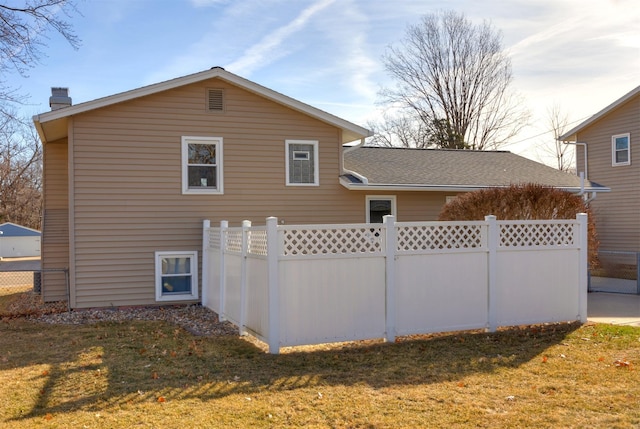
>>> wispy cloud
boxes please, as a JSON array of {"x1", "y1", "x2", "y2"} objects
[
  {"x1": 189, "y1": 0, "x2": 230, "y2": 7},
  {"x1": 225, "y1": 0, "x2": 336, "y2": 76}
]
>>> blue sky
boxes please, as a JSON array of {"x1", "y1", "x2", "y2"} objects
[{"x1": 9, "y1": 0, "x2": 640, "y2": 165}]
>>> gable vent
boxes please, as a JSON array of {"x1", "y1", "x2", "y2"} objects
[{"x1": 207, "y1": 89, "x2": 224, "y2": 112}]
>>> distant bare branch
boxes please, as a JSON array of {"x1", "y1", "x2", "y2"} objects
[
  {"x1": 545, "y1": 102, "x2": 575, "y2": 172},
  {"x1": 0, "y1": 112, "x2": 42, "y2": 229},
  {"x1": 380, "y1": 10, "x2": 529, "y2": 150},
  {"x1": 0, "y1": 1, "x2": 80, "y2": 109}
]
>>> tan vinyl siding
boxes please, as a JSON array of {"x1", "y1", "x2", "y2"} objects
[
  {"x1": 577, "y1": 94, "x2": 640, "y2": 252},
  {"x1": 65, "y1": 79, "x2": 448, "y2": 308},
  {"x1": 42, "y1": 140, "x2": 69, "y2": 301}
]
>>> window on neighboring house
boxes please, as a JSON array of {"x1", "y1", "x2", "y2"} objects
[
  {"x1": 182, "y1": 136, "x2": 223, "y2": 194},
  {"x1": 286, "y1": 140, "x2": 319, "y2": 185},
  {"x1": 366, "y1": 196, "x2": 397, "y2": 223},
  {"x1": 155, "y1": 251, "x2": 198, "y2": 302},
  {"x1": 612, "y1": 133, "x2": 631, "y2": 166}
]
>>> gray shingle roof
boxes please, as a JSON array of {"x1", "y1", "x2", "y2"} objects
[{"x1": 343, "y1": 147, "x2": 608, "y2": 193}]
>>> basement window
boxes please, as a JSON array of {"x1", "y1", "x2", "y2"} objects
[{"x1": 155, "y1": 251, "x2": 198, "y2": 302}]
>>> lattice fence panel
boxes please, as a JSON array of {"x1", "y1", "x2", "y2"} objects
[
  {"x1": 248, "y1": 230, "x2": 268, "y2": 256},
  {"x1": 282, "y1": 226, "x2": 384, "y2": 256},
  {"x1": 396, "y1": 224, "x2": 484, "y2": 252},
  {"x1": 499, "y1": 222, "x2": 575, "y2": 247},
  {"x1": 208, "y1": 228, "x2": 221, "y2": 250},
  {"x1": 225, "y1": 230, "x2": 244, "y2": 253}
]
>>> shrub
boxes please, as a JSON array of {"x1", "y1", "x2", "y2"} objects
[{"x1": 438, "y1": 184, "x2": 599, "y2": 266}]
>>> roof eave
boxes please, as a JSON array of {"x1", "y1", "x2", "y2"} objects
[
  {"x1": 32, "y1": 68, "x2": 372, "y2": 144},
  {"x1": 339, "y1": 178, "x2": 610, "y2": 194},
  {"x1": 558, "y1": 85, "x2": 640, "y2": 141}
]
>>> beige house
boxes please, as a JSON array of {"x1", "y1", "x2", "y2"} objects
[
  {"x1": 559, "y1": 85, "x2": 640, "y2": 259},
  {"x1": 33, "y1": 68, "x2": 608, "y2": 309}
]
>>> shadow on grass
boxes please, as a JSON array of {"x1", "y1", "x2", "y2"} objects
[{"x1": 1, "y1": 318, "x2": 582, "y2": 421}]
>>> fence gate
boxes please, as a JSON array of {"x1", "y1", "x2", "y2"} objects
[{"x1": 0, "y1": 258, "x2": 69, "y2": 312}]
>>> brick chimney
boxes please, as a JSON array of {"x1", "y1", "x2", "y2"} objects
[{"x1": 49, "y1": 87, "x2": 72, "y2": 110}]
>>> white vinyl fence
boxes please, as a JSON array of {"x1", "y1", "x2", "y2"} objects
[{"x1": 202, "y1": 215, "x2": 588, "y2": 354}]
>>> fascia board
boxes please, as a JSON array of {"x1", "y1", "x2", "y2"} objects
[
  {"x1": 559, "y1": 85, "x2": 640, "y2": 141},
  {"x1": 33, "y1": 68, "x2": 372, "y2": 144}
]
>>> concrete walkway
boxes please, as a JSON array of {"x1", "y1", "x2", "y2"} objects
[
  {"x1": 590, "y1": 276, "x2": 639, "y2": 294},
  {"x1": 588, "y1": 292, "x2": 640, "y2": 327}
]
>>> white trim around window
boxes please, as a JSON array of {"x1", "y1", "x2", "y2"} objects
[
  {"x1": 365, "y1": 195, "x2": 397, "y2": 223},
  {"x1": 285, "y1": 140, "x2": 319, "y2": 186},
  {"x1": 611, "y1": 133, "x2": 631, "y2": 166},
  {"x1": 182, "y1": 136, "x2": 223, "y2": 194},
  {"x1": 155, "y1": 251, "x2": 199, "y2": 302}
]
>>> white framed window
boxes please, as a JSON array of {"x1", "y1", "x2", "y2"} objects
[
  {"x1": 286, "y1": 140, "x2": 319, "y2": 186},
  {"x1": 612, "y1": 133, "x2": 631, "y2": 166},
  {"x1": 182, "y1": 136, "x2": 223, "y2": 194},
  {"x1": 155, "y1": 251, "x2": 198, "y2": 302},
  {"x1": 366, "y1": 195, "x2": 397, "y2": 223}
]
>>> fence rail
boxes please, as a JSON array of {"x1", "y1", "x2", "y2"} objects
[{"x1": 203, "y1": 215, "x2": 588, "y2": 354}]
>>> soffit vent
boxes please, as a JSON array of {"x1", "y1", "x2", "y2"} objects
[{"x1": 207, "y1": 89, "x2": 224, "y2": 112}]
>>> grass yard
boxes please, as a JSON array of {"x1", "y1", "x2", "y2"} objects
[{"x1": 0, "y1": 317, "x2": 639, "y2": 429}]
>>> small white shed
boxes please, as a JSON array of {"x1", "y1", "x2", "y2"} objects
[{"x1": 0, "y1": 222, "x2": 41, "y2": 259}]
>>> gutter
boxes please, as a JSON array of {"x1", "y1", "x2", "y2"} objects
[{"x1": 338, "y1": 178, "x2": 610, "y2": 195}]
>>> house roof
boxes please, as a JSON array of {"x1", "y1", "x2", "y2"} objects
[
  {"x1": 0, "y1": 222, "x2": 41, "y2": 237},
  {"x1": 342, "y1": 147, "x2": 609, "y2": 193},
  {"x1": 33, "y1": 67, "x2": 372, "y2": 145},
  {"x1": 559, "y1": 85, "x2": 640, "y2": 141}
]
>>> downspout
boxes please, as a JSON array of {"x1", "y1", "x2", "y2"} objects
[
  {"x1": 564, "y1": 141, "x2": 595, "y2": 202},
  {"x1": 342, "y1": 138, "x2": 369, "y2": 184},
  {"x1": 563, "y1": 141, "x2": 588, "y2": 180}
]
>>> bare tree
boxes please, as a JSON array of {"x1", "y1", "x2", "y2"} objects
[
  {"x1": 0, "y1": 0, "x2": 80, "y2": 114},
  {"x1": 367, "y1": 112, "x2": 432, "y2": 148},
  {"x1": 367, "y1": 111, "x2": 468, "y2": 149},
  {"x1": 380, "y1": 10, "x2": 529, "y2": 150},
  {"x1": 546, "y1": 103, "x2": 574, "y2": 172},
  {"x1": 0, "y1": 113, "x2": 42, "y2": 229},
  {"x1": 0, "y1": 1, "x2": 79, "y2": 228}
]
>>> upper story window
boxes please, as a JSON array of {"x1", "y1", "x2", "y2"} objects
[
  {"x1": 182, "y1": 136, "x2": 223, "y2": 194},
  {"x1": 286, "y1": 140, "x2": 319, "y2": 186},
  {"x1": 612, "y1": 133, "x2": 631, "y2": 166}
]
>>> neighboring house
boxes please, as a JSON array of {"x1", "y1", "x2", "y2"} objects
[
  {"x1": 33, "y1": 67, "x2": 608, "y2": 309},
  {"x1": 559, "y1": 85, "x2": 640, "y2": 258},
  {"x1": 0, "y1": 222, "x2": 41, "y2": 259}
]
